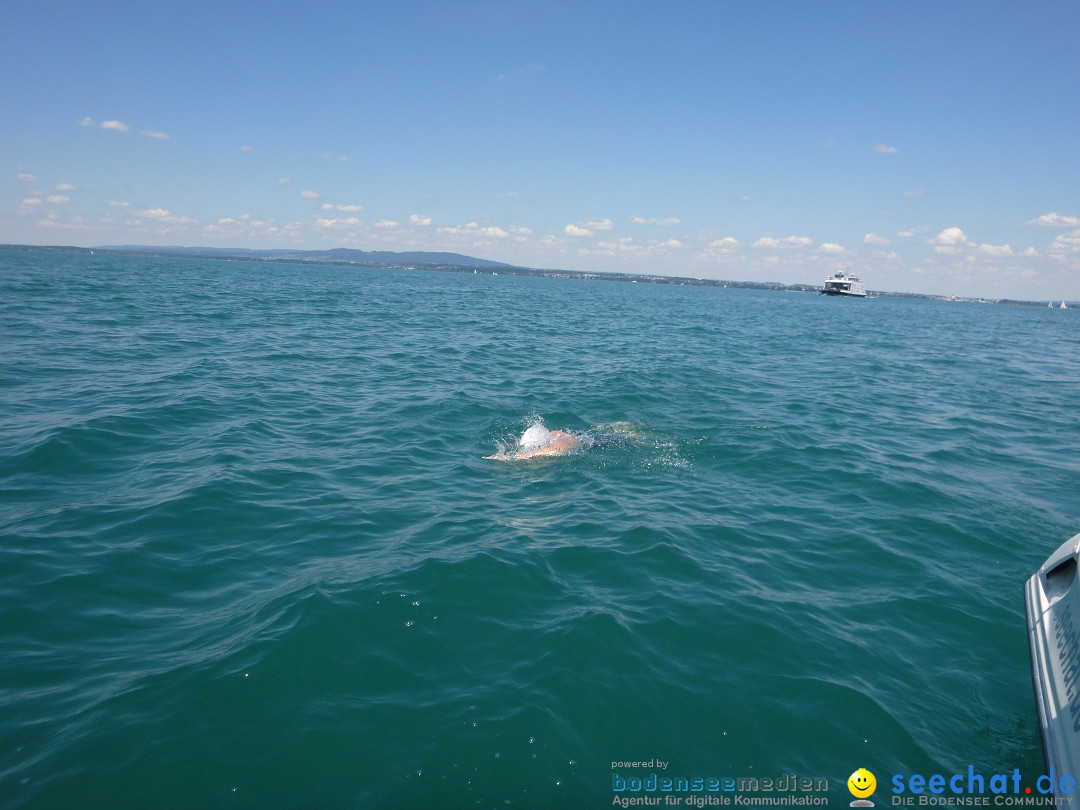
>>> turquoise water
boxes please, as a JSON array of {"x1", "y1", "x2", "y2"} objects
[{"x1": 2, "y1": 249, "x2": 1078, "y2": 809}]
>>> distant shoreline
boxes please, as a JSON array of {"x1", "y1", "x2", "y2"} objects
[{"x1": 0, "y1": 242, "x2": 1069, "y2": 308}]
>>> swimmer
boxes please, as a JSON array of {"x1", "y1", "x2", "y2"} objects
[{"x1": 484, "y1": 423, "x2": 581, "y2": 461}]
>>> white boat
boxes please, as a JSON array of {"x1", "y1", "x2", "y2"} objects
[
  {"x1": 1062, "y1": 301, "x2": 1068, "y2": 309},
  {"x1": 821, "y1": 271, "x2": 866, "y2": 297},
  {"x1": 1025, "y1": 532, "x2": 1080, "y2": 798}
]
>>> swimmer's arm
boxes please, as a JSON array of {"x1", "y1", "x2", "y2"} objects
[
  {"x1": 484, "y1": 432, "x2": 578, "y2": 461},
  {"x1": 483, "y1": 447, "x2": 546, "y2": 461},
  {"x1": 535, "y1": 434, "x2": 577, "y2": 455}
]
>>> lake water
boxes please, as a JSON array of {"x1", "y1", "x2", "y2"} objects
[{"x1": 2, "y1": 249, "x2": 1078, "y2": 809}]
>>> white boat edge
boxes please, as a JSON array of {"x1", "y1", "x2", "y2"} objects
[{"x1": 1025, "y1": 531, "x2": 1080, "y2": 797}]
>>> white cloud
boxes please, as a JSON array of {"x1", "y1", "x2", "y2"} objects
[
  {"x1": 863, "y1": 233, "x2": 891, "y2": 245},
  {"x1": 1025, "y1": 212, "x2": 1080, "y2": 227},
  {"x1": 315, "y1": 217, "x2": 363, "y2": 229},
  {"x1": 109, "y1": 200, "x2": 129, "y2": 207},
  {"x1": 55, "y1": 183, "x2": 75, "y2": 192},
  {"x1": 565, "y1": 218, "x2": 614, "y2": 237},
  {"x1": 240, "y1": 145, "x2": 253, "y2": 152},
  {"x1": 18, "y1": 173, "x2": 36, "y2": 182},
  {"x1": 278, "y1": 177, "x2": 292, "y2": 185},
  {"x1": 80, "y1": 117, "x2": 165, "y2": 137},
  {"x1": 410, "y1": 214, "x2": 432, "y2": 226},
  {"x1": 438, "y1": 222, "x2": 510, "y2": 239},
  {"x1": 594, "y1": 237, "x2": 636, "y2": 254},
  {"x1": 753, "y1": 235, "x2": 812, "y2": 249},
  {"x1": 709, "y1": 237, "x2": 740, "y2": 250},
  {"x1": 591, "y1": 236, "x2": 684, "y2": 259},
  {"x1": 38, "y1": 214, "x2": 90, "y2": 230},
  {"x1": 374, "y1": 219, "x2": 399, "y2": 229},
  {"x1": 904, "y1": 189, "x2": 925, "y2": 197},
  {"x1": 631, "y1": 215, "x2": 681, "y2": 226},
  {"x1": 320, "y1": 152, "x2": 350, "y2": 162},
  {"x1": 820, "y1": 243, "x2": 845, "y2": 253},
  {"x1": 211, "y1": 216, "x2": 277, "y2": 236},
  {"x1": 874, "y1": 143, "x2": 898, "y2": 154},
  {"x1": 784, "y1": 235, "x2": 812, "y2": 247},
  {"x1": 18, "y1": 198, "x2": 42, "y2": 213},
  {"x1": 931, "y1": 226, "x2": 970, "y2": 255},
  {"x1": 301, "y1": 190, "x2": 320, "y2": 199},
  {"x1": 46, "y1": 195, "x2": 70, "y2": 204},
  {"x1": 975, "y1": 243, "x2": 1013, "y2": 257},
  {"x1": 700, "y1": 236, "x2": 741, "y2": 263},
  {"x1": 1048, "y1": 229, "x2": 1080, "y2": 255},
  {"x1": 131, "y1": 207, "x2": 195, "y2": 225},
  {"x1": 934, "y1": 227, "x2": 968, "y2": 245},
  {"x1": 321, "y1": 203, "x2": 364, "y2": 213}
]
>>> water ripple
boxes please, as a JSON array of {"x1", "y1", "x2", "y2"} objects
[{"x1": 2, "y1": 252, "x2": 1077, "y2": 807}]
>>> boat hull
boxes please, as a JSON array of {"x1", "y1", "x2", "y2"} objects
[
  {"x1": 821, "y1": 289, "x2": 867, "y2": 297},
  {"x1": 1025, "y1": 532, "x2": 1080, "y2": 796}
]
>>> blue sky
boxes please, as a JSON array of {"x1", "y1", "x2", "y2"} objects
[{"x1": 3, "y1": 0, "x2": 1079, "y2": 299}]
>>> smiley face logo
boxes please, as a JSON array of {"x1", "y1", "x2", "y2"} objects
[{"x1": 848, "y1": 768, "x2": 877, "y2": 799}]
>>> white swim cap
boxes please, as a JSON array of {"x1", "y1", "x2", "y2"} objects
[{"x1": 518, "y1": 425, "x2": 552, "y2": 451}]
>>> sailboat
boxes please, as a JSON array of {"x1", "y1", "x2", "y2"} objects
[{"x1": 1061, "y1": 301, "x2": 1068, "y2": 309}]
